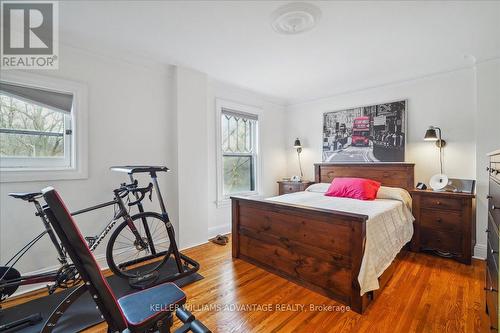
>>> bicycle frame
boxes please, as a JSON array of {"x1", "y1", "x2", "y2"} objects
[
  {"x1": 0, "y1": 269, "x2": 60, "y2": 290},
  {"x1": 71, "y1": 195, "x2": 126, "y2": 252},
  {"x1": 71, "y1": 184, "x2": 160, "y2": 267}
]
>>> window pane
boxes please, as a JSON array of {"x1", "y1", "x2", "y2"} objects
[
  {"x1": 246, "y1": 120, "x2": 252, "y2": 151},
  {"x1": 221, "y1": 113, "x2": 255, "y2": 154},
  {"x1": 0, "y1": 133, "x2": 64, "y2": 157},
  {"x1": 237, "y1": 118, "x2": 247, "y2": 151},
  {"x1": 0, "y1": 93, "x2": 65, "y2": 158},
  {"x1": 228, "y1": 116, "x2": 238, "y2": 152},
  {"x1": 221, "y1": 115, "x2": 229, "y2": 152},
  {"x1": 223, "y1": 155, "x2": 254, "y2": 194}
]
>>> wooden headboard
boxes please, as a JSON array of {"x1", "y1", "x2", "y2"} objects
[{"x1": 314, "y1": 163, "x2": 415, "y2": 191}]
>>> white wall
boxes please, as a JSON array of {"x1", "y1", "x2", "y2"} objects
[
  {"x1": 0, "y1": 46, "x2": 177, "y2": 280},
  {"x1": 206, "y1": 80, "x2": 287, "y2": 238},
  {"x1": 1, "y1": 46, "x2": 493, "y2": 291},
  {"x1": 175, "y1": 67, "x2": 209, "y2": 249},
  {"x1": 475, "y1": 58, "x2": 500, "y2": 256},
  {"x1": 0, "y1": 49, "x2": 288, "y2": 285},
  {"x1": 285, "y1": 68, "x2": 476, "y2": 183}
]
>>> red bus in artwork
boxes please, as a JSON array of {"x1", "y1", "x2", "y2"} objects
[{"x1": 351, "y1": 116, "x2": 370, "y2": 146}]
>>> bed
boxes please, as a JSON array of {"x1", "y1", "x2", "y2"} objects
[{"x1": 231, "y1": 163, "x2": 415, "y2": 313}]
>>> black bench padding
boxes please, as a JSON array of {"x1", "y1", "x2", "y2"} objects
[{"x1": 118, "y1": 282, "x2": 186, "y2": 329}]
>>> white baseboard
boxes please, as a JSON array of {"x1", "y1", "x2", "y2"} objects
[
  {"x1": 474, "y1": 243, "x2": 487, "y2": 259},
  {"x1": 179, "y1": 240, "x2": 209, "y2": 251},
  {"x1": 208, "y1": 224, "x2": 231, "y2": 239}
]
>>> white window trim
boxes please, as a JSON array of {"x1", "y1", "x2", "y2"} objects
[
  {"x1": 215, "y1": 99, "x2": 263, "y2": 208},
  {"x1": 0, "y1": 71, "x2": 88, "y2": 182}
]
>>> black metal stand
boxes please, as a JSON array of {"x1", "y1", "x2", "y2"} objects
[
  {"x1": 110, "y1": 166, "x2": 201, "y2": 289},
  {"x1": 40, "y1": 284, "x2": 88, "y2": 333}
]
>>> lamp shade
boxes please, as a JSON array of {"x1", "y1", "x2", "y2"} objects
[
  {"x1": 424, "y1": 128, "x2": 438, "y2": 141},
  {"x1": 293, "y1": 138, "x2": 302, "y2": 148}
]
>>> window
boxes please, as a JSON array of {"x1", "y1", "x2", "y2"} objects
[
  {"x1": 0, "y1": 72, "x2": 88, "y2": 182},
  {"x1": 216, "y1": 99, "x2": 261, "y2": 204},
  {"x1": 0, "y1": 85, "x2": 73, "y2": 169}
]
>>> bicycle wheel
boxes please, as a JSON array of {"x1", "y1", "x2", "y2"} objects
[{"x1": 106, "y1": 212, "x2": 172, "y2": 278}]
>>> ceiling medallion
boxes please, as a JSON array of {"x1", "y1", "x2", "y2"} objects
[{"x1": 271, "y1": 2, "x2": 322, "y2": 35}]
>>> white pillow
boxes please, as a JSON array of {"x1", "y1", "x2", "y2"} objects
[
  {"x1": 305, "y1": 183, "x2": 330, "y2": 193},
  {"x1": 376, "y1": 186, "x2": 412, "y2": 209}
]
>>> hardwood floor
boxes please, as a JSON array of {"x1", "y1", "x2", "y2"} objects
[{"x1": 4, "y1": 237, "x2": 489, "y2": 333}]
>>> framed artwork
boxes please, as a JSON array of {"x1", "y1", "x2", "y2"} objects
[{"x1": 322, "y1": 100, "x2": 407, "y2": 162}]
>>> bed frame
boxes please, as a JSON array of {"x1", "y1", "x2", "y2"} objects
[{"x1": 231, "y1": 163, "x2": 414, "y2": 314}]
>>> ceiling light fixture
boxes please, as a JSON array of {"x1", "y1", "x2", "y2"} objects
[{"x1": 271, "y1": 2, "x2": 322, "y2": 35}]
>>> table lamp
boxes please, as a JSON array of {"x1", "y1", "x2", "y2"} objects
[
  {"x1": 424, "y1": 126, "x2": 448, "y2": 190},
  {"x1": 293, "y1": 138, "x2": 304, "y2": 180}
]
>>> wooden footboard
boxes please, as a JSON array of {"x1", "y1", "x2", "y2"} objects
[{"x1": 231, "y1": 196, "x2": 371, "y2": 313}]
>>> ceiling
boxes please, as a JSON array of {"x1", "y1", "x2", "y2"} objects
[{"x1": 59, "y1": 1, "x2": 500, "y2": 104}]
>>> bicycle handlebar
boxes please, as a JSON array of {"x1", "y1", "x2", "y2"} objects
[{"x1": 114, "y1": 182, "x2": 153, "y2": 206}]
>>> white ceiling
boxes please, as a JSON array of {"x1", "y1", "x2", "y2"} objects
[{"x1": 59, "y1": 1, "x2": 500, "y2": 104}]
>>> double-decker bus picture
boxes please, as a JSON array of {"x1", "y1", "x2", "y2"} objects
[{"x1": 351, "y1": 116, "x2": 370, "y2": 147}]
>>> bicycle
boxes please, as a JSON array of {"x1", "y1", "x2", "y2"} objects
[
  {"x1": 0, "y1": 179, "x2": 161, "y2": 302},
  {"x1": 1, "y1": 166, "x2": 200, "y2": 331},
  {"x1": 105, "y1": 166, "x2": 199, "y2": 285}
]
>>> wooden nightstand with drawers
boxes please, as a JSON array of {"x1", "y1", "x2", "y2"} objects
[
  {"x1": 410, "y1": 189, "x2": 476, "y2": 265},
  {"x1": 277, "y1": 180, "x2": 314, "y2": 195}
]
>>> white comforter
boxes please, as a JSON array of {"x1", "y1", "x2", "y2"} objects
[{"x1": 266, "y1": 185, "x2": 414, "y2": 295}]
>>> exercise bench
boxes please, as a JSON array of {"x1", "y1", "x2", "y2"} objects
[{"x1": 42, "y1": 187, "x2": 210, "y2": 333}]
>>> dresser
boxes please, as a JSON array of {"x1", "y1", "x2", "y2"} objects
[
  {"x1": 410, "y1": 189, "x2": 475, "y2": 265},
  {"x1": 277, "y1": 180, "x2": 314, "y2": 195},
  {"x1": 486, "y1": 150, "x2": 500, "y2": 331}
]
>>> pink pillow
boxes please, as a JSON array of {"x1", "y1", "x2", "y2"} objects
[{"x1": 324, "y1": 177, "x2": 381, "y2": 201}]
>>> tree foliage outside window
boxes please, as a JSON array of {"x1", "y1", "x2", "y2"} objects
[
  {"x1": 0, "y1": 94, "x2": 67, "y2": 164},
  {"x1": 221, "y1": 111, "x2": 257, "y2": 195}
]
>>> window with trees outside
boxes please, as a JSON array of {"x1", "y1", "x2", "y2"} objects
[
  {"x1": 0, "y1": 82, "x2": 74, "y2": 169},
  {"x1": 220, "y1": 108, "x2": 259, "y2": 197}
]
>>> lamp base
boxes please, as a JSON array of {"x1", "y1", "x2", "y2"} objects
[{"x1": 429, "y1": 174, "x2": 449, "y2": 191}]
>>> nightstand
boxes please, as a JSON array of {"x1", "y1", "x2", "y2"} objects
[
  {"x1": 277, "y1": 180, "x2": 314, "y2": 195},
  {"x1": 410, "y1": 189, "x2": 476, "y2": 264}
]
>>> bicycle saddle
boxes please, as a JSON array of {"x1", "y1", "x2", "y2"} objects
[
  {"x1": 8, "y1": 191, "x2": 43, "y2": 201},
  {"x1": 110, "y1": 166, "x2": 170, "y2": 174}
]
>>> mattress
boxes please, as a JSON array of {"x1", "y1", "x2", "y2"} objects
[{"x1": 266, "y1": 187, "x2": 415, "y2": 295}]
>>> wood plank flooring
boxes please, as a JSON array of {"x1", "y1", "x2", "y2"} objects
[{"x1": 4, "y1": 236, "x2": 488, "y2": 332}]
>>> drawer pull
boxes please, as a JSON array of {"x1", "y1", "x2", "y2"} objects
[
  {"x1": 491, "y1": 249, "x2": 499, "y2": 255},
  {"x1": 484, "y1": 286, "x2": 498, "y2": 292},
  {"x1": 435, "y1": 201, "x2": 441, "y2": 205},
  {"x1": 436, "y1": 218, "x2": 442, "y2": 223},
  {"x1": 492, "y1": 205, "x2": 500, "y2": 210},
  {"x1": 288, "y1": 187, "x2": 293, "y2": 191}
]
